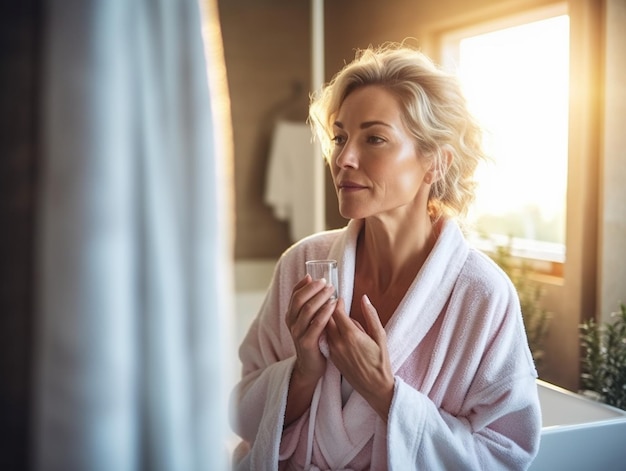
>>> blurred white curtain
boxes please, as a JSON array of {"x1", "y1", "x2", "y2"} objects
[{"x1": 33, "y1": 0, "x2": 234, "y2": 470}]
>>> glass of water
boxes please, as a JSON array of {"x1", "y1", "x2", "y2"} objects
[{"x1": 305, "y1": 259, "x2": 338, "y2": 300}]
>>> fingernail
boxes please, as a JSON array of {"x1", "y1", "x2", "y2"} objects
[
  {"x1": 319, "y1": 277, "x2": 327, "y2": 285},
  {"x1": 364, "y1": 294, "x2": 372, "y2": 305}
]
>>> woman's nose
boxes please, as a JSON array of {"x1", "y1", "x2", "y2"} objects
[{"x1": 334, "y1": 141, "x2": 358, "y2": 169}]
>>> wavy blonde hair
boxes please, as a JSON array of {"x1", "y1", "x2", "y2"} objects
[{"x1": 309, "y1": 43, "x2": 487, "y2": 220}]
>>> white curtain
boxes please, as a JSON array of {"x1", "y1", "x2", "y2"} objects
[{"x1": 33, "y1": 0, "x2": 234, "y2": 470}]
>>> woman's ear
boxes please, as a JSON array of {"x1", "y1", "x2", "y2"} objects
[{"x1": 426, "y1": 145, "x2": 453, "y2": 184}]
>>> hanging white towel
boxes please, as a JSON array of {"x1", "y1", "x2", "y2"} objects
[{"x1": 265, "y1": 120, "x2": 319, "y2": 242}]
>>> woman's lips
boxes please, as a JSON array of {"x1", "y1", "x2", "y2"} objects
[{"x1": 338, "y1": 181, "x2": 367, "y2": 191}]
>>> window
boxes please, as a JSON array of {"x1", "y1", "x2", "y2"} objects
[{"x1": 441, "y1": 6, "x2": 569, "y2": 265}]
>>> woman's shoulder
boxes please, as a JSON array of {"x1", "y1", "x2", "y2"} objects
[
  {"x1": 279, "y1": 226, "x2": 347, "y2": 265},
  {"x1": 460, "y1": 247, "x2": 518, "y2": 297},
  {"x1": 451, "y1": 248, "x2": 523, "y2": 339},
  {"x1": 438, "y1": 218, "x2": 515, "y2": 295}
]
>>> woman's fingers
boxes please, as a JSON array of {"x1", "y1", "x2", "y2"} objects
[
  {"x1": 286, "y1": 275, "x2": 312, "y2": 324},
  {"x1": 285, "y1": 274, "x2": 336, "y2": 352},
  {"x1": 306, "y1": 297, "x2": 337, "y2": 338},
  {"x1": 327, "y1": 298, "x2": 350, "y2": 335},
  {"x1": 360, "y1": 294, "x2": 387, "y2": 346},
  {"x1": 286, "y1": 276, "x2": 333, "y2": 327},
  {"x1": 286, "y1": 276, "x2": 338, "y2": 382},
  {"x1": 327, "y1": 297, "x2": 374, "y2": 342},
  {"x1": 293, "y1": 274, "x2": 311, "y2": 291},
  {"x1": 326, "y1": 295, "x2": 394, "y2": 419}
]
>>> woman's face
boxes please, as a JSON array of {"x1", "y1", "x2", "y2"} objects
[{"x1": 329, "y1": 85, "x2": 432, "y2": 221}]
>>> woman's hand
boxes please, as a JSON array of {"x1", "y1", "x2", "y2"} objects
[
  {"x1": 286, "y1": 274, "x2": 337, "y2": 380},
  {"x1": 326, "y1": 295, "x2": 395, "y2": 421},
  {"x1": 284, "y1": 274, "x2": 336, "y2": 427}
]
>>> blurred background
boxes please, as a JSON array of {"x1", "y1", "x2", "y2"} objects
[{"x1": 220, "y1": 0, "x2": 625, "y2": 394}]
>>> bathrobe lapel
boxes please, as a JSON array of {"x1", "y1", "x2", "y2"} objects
[
  {"x1": 305, "y1": 220, "x2": 374, "y2": 469},
  {"x1": 314, "y1": 363, "x2": 378, "y2": 469},
  {"x1": 384, "y1": 220, "x2": 469, "y2": 371},
  {"x1": 308, "y1": 219, "x2": 470, "y2": 469},
  {"x1": 330, "y1": 218, "x2": 470, "y2": 371}
]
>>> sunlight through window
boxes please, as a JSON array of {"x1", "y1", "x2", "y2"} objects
[{"x1": 442, "y1": 11, "x2": 570, "y2": 262}]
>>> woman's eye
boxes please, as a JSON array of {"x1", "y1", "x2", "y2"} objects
[
  {"x1": 367, "y1": 135, "x2": 385, "y2": 144},
  {"x1": 332, "y1": 135, "x2": 346, "y2": 145}
]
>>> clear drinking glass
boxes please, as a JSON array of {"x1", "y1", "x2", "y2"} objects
[{"x1": 305, "y1": 259, "x2": 338, "y2": 300}]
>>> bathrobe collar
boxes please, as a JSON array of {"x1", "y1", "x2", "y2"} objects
[
  {"x1": 329, "y1": 217, "x2": 470, "y2": 370},
  {"x1": 309, "y1": 217, "x2": 470, "y2": 469}
]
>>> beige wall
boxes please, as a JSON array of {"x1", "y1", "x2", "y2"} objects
[
  {"x1": 220, "y1": 0, "x2": 567, "y2": 257},
  {"x1": 599, "y1": 0, "x2": 626, "y2": 323},
  {"x1": 218, "y1": 0, "x2": 311, "y2": 259},
  {"x1": 221, "y1": 0, "x2": 623, "y2": 391}
]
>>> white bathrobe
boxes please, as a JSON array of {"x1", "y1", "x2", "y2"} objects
[{"x1": 232, "y1": 219, "x2": 541, "y2": 470}]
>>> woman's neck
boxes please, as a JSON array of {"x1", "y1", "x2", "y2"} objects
[{"x1": 357, "y1": 212, "x2": 438, "y2": 294}]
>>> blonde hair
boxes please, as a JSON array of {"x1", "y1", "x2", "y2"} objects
[{"x1": 309, "y1": 43, "x2": 487, "y2": 220}]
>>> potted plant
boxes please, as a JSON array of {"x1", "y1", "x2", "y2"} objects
[
  {"x1": 580, "y1": 303, "x2": 626, "y2": 411},
  {"x1": 489, "y1": 241, "x2": 552, "y2": 371}
]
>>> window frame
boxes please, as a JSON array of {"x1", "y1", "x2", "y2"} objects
[
  {"x1": 426, "y1": 0, "x2": 603, "y2": 391},
  {"x1": 437, "y1": 3, "x2": 569, "y2": 278}
]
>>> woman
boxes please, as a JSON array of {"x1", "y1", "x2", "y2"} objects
[{"x1": 231, "y1": 44, "x2": 541, "y2": 470}]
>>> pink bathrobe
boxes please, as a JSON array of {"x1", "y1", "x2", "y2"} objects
[{"x1": 232, "y1": 219, "x2": 541, "y2": 470}]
